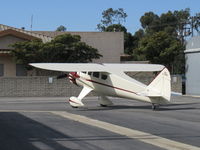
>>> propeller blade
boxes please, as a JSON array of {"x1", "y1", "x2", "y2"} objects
[{"x1": 57, "y1": 74, "x2": 68, "y2": 79}]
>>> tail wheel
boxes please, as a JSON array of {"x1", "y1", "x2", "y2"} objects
[
  {"x1": 152, "y1": 103, "x2": 160, "y2": 110},
  {"x1": 100, "y1": 104, "x2": 108, "y2": 107}
]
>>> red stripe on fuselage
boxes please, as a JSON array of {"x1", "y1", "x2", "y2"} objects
[
  {"x1": 69, "y1": 72, "x2": 139, "y2": 95},
  {"x1": 83, "y1": 78, "x2": 137, "y2": 95}
]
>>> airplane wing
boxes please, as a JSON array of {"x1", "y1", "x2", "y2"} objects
[
  {"x1": 103, "y1": 63, "x2": 164, "y2": 72},
  {"x1": 29, "y1": 63, "x2": 164, "y2": 73},
  {"x1": 30, "y1": 63, "x2": 106, "y2": 72}
]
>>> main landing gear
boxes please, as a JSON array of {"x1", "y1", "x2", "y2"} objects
[
  {"x1": 69, "y1": 96, "x2": 84, "y2": 108},
  {"x1": 98, "y1": 96, "x2": 113, "y2": 107},
  {"x1": 152, "y1": 103, "x2": 160, "y2": 111}
]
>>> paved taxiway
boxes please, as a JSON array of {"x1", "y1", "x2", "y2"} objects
[{"x1": 0, "y1": 96, "x2": 200, "y2": 150}]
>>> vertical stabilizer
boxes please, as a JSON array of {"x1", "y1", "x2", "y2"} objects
[{"x1": 146, "y1": 68, "x2": 171, "y2": 102}]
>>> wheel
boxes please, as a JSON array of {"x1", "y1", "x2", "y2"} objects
[
  {"x1": 100, "y1": 104, "x2": 108, "y2": 107},
  {"x1": 152, "y1": 103, "x2": 159, "y2": 110},
  {"x1": 152, "y1": 104, "x2": 156, "y2": 110},
  {"x1": 71, "y1": 106, "x2": 78, "y2": 108}
]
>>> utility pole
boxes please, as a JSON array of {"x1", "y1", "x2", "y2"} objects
[
  {"x1": 30, "y1": 15, "x2": 33, "y2": 31},
  {"x1": 190, "y1": 16, "x2": 194, "y2": 37}
]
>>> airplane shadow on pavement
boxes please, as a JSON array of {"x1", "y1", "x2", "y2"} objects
[
  {"x1": 0, "y1": 112, "x2": 133, "y2": 150},
  {"x1": 76, "y1": 103, "x2": 198, "y2": 111},
  {"x1": 0, "y1": 112, "x2": 72, "y2": 150}
]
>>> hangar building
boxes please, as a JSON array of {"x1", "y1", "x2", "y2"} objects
[
  {"x1": 185, "y1": 36, "x2": 200, "y2": 95},
  {"x1": 0, "y1": 24, "x2": 124, "y2": 77}
]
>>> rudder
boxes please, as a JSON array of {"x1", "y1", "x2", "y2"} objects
[{"x1": 146, "y1": 68, "x2": 171, "y2": 102}]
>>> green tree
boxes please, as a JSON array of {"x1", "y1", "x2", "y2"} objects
[
  {"x1": 103, "y1": 24, "x2": 136, "y2": 55},
  {"x1": 56, "y1": 25, "x2": 67, "y2": 31},
  {"x1": 97, "y1": 8, "x2": 127, "y2": 31},
  {"x1": 11, "y1": 34, "x2": 102, "y2": 66},
  {"x1": 131, "y1": 29, "x2": 145, "y2": 56},
  {"x1": 174, "y1": 8, "x2": 190, "y2": 42},
  {"x1": 105, "y1": 24, "x2": 127, "y2": 32},
  {"x1": 140, "y1": 12, "x2": 160, "y2": 33},
  {"x1": 193, "y1": 13, "x2": 200, "y2": 34},
  {"x1": 140, "y1": 8, "x2": 191, "y2": 39},
  {"x1": 135, "y1": 9, "x2": 194, "y2": 73},
  {"x1": 136, "y1": 31, "x2": 184, "y2": 71},
  {"x1": 124, "y1": 32, "x2": 135, "y2": 54},
  {"x1": 97, "y1": 8, "x2": 136, "y2": 55},
  {"x1": 160, "y1": 11, "x2": 178, "y2": 34}
]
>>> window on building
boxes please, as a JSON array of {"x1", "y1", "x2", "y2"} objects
[
  {"x1": 93, "y1": 72, "x2": 99, "y2": 78},
  {"x1": 88, "y1": 72, "x2": 92, "y2": 75},
  {"x1": 16, "y1": 64, "x2": 27, "y2": 76},
  {"x1": 0, "y1": 64, "x2": 4, "y2": 76},
  {"x1": 101, "y1": 74, "x2": 108, "y2": 80}
]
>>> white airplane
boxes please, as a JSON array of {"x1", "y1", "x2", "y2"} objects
[{"x1": 30, "y1": 63, "x2": 171, "y2": 110}]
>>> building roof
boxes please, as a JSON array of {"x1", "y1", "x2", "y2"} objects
[
  {"x1": 0, "y1": 29, "x2": 39, "y2": 41},
  {"x1": 185, "y1": 36, "x2": 200, "y2": 54},
  {"x1": 32, "y1": 31, "x2": 66, "y2": 38},
  {"x1": 0, "y1": 24, "x2": 52, "y2": 42},
  {"x1": 32, "y1": 31, "x2": 123, "y2": 38},
  {"x1": 184, "y1": 48, "x2": 200, "y2": 54}
]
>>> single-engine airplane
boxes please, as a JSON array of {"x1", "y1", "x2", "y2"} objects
[{"x1": 30, "y1": 63, "x2": 171, "y2": 110}]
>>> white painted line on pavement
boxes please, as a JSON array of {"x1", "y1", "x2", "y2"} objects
[
  {"x1": 0, "y1": 109, "x2": 199, "y2": 150},
  {"x1": 52, "y1": 111, "x2": 200, "y2": 150}
]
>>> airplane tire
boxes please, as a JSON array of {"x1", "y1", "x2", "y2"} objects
[
  {"x1": 71, "y1": 106, "x2": 78, "y2": 108},
  {"x1": 100, "y1": 104, "x2": 108, "y2": 107},
  {"x1": 152, "y1": 103, "x2": 159, "y2": 111}
]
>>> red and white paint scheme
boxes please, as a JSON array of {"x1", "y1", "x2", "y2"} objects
[{"x1": 30, "y1": 63, "x2": 171, "y2": 110}]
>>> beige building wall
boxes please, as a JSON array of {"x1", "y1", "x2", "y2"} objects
[
  {"x1": 33, "y1": 31, "x2": 124, "y2": 63},
  {"x1": 0, "y1": 35, "x2": 25, "y2": 49},
  {"x1": 0, "y1": 55, "x2": 16, "y2": 76},
  {"x1": 0, "y1": 35, "x2": 26, "y2": 77},
  {"x1": 0, "y1": 32, "x2": 124, "y2": 77},
  {"x1": 70, "y1": 32, "x2": 124, "y2": 63}
]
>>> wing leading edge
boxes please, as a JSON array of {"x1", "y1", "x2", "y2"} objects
[{"x1": 29, "y1": 63, "x2": 165, "y2": 73}]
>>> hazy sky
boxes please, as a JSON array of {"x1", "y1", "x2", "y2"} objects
[{"x1": 1, "y1": 0, "x2": 200, "y2": 33}]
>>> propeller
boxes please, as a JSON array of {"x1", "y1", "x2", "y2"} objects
[
  {"x1": 56, "y1": 73, "x2": 68, "y2": 79},
  {"x1": 56, "y1": 72, "x2": 78, "y2": 85}
]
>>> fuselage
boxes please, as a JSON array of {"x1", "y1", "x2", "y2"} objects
[
  {"x1": 69, "y1": 71, "x2": 154, "y2": 103},
  {"x1": 29, "y1": 63, "x2": 171, "y2": 107}
]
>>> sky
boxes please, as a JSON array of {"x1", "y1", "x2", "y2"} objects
[{"x1": 1, "y1": 0, "x2": 200, "y2": 33}]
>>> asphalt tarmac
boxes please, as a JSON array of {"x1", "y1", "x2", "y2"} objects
[{"x1": 0, "y1": 96, "x2": 200, "y2": 150}]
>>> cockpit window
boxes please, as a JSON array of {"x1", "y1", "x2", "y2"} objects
[
  {"x1": 93, "y1": 72, "x2": 99, "y2": 78},
  {"x1": 101, "y1": 74, "x2": 108, "y2": 80}
]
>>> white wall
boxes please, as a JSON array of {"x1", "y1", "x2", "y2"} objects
[
  {"x1": 185, "y1": 52, "x2": 200, "y2": 95},
  {"x1": 185, "y1": 36, "x2": 200, "y2": 95}
]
